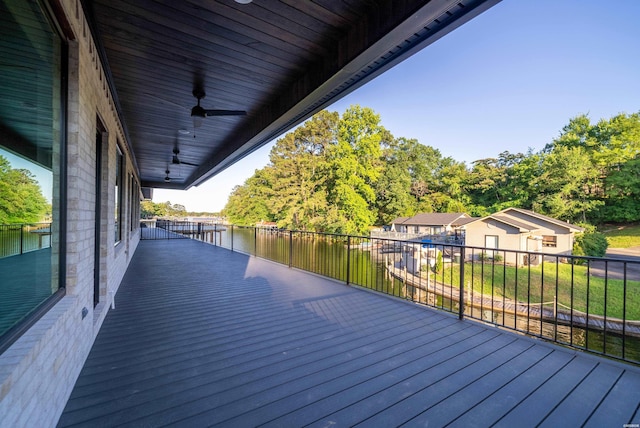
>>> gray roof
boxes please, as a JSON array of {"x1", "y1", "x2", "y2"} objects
[
  {"x1": 402, "y1": 213, "x2": 469, "y2": 226},
  {"x1": 453, "y1": 217, "x2": 479, "y2": 226},
  {"x1": 490, "y1": 215, "x2": 540, "y2": 232},
  {"x1": 391, "y1": 217, "x2": 410, "y2": 225},
  {"x1": 502, "y1": 208, "x2": 585, "y2": 232},
  {"x1": 466, "y1": 208, "x2": 585, "y2": 233}
]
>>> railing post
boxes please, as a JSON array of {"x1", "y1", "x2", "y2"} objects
[
  {"x1": 459, "y1": 246, "x2": 465, "y2": 320},
  {"x1": 288, "y1": 230, "x2": 293, "y2": 268},
  {"x1": 231, "y1": 225, "x2": 234, "y2": 252},
  {"x1": 254, "y1": 227, "x2": 257, "y2": 256},
  {"x1": 346, "y1": 235, "x2": 351, "y2": 285},
  {"x1": 20, "y1": 224, "x2": 24, "y2": 255},
  {"x1": 214, "y1": 223, "x2": 217, "y2": 246}
]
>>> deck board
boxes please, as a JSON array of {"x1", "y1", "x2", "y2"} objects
[
  {"x1": 58, "y1": 239, "x2": 640, "y2": 427},
  {"x1": 0, "y1": 249, "x2": 53, "y2": 334},
  {"x1": 539, "y1": 362, "x2": 626, "y2": 427},
  {"x1": 493, "y1": 357, "x2": 599, "y2": 427},
  {"x1": 402, "y1": 344, "x2": 555, "y2": 427}
]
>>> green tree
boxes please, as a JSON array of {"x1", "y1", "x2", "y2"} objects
[
  {"x1": 140, "y1": 200, "x2": 159, "y2": 218},
  {"x1": 593, "y1": 114, "x2": 640, "y2": 222},
  {"x1": 375, "y1": 138, "x2": 432, "y2": 225},
  {"x1": 169, "y1": 203, "x2": 187, "y2": 217},
  {"x1": 532, "y1": 145, "x2": 602, "y2": 223},
  {"x1": 221, "y1": 107, "x2": 639, "y2": 231},
  {"x1": 0, "y1": 156, "x2": 50, "y2": 223},
  {"x1": 590, "y1": 113, "x2": 640, "y2": 172},
  {"x1": 602, "y1": 156, "x2": 640, "y2": 222},
  {"x1": 573, "y1": 231, "x2": 609, "y2": 258},
  {"x1": 323, "y1": 106, "x2": 386, "y2": 234},
  {"x1": 421, "y1": 158, "x2": 471, "y2": 214},
  {"x1": 546, "y1": 112, "x2": 640, "y2": 222},
  {"x1": 506, "y1": 150, "x2": 542, "y2": 209},
  {"x1": 223, "y1": 169, "x2": 273, "y2": 225},
  {"x1": 266, "y1": 111, "x2": 337, "y2": 230},
  {"x1": 139, "y1": 200, "x2": 188, "y2": 218},
  {"x1": 467, "y1": 157, "x2": 506, "y2": 208},
  {"x1": 466, "y1": 151, "x2": 541, "y2": 214},
  {"x1": 375, "y1": 161, "x2": 414, "y2": 225}
]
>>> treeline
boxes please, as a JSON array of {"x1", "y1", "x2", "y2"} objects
[
  {"x1": 223, "y1": 106, "x2": 640, "y2": 235},
  {"x1": 140, "y1": 200, "x2": 220, "y2": 219},
  {"x1": 0, "y1": 155, "x2": 50, "y2": 224}
]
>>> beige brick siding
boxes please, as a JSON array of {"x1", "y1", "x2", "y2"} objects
[{"x1": 0, "y1": 0, "x2": 141, "y2": 426}]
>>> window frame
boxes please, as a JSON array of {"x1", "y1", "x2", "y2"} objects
[
  {"x1": 484, "y1": 235, "x2": 499, "y2": 258},
  {"x1": 542, "y1": 235, "x2": 557, "y2": 248},
  {"x1": 0, "y1": 0, "x2": 67, "y2": 354},
  {"x1": 114, "y1": 144, "x2": 124, "y2": 244}
]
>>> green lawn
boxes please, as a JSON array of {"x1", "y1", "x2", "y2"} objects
[
  {"x1": 441, "y1": 261, "x2": 640, "y2": 320},
  {"x1": 601, "y1": 223, "x2": 640, "y2": 248}
]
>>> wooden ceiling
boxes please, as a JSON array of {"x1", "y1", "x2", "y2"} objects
[{"x1": 84, "y1": 0, "x2": 500, "y2": 190}]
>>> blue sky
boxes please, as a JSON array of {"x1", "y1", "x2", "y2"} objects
[{"x1": 155, "y1": 0, "x2": 640, "y2": 212}]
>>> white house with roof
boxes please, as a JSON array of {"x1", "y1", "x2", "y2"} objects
[
  {"x1": 464, "y1": 208, "x2": 584, "y2": 265},
  {"x1": 389, "y1": 216, "x2": 411, "y2": 232},
  {"x1": 391, "y1": 213, "x2": 473, "y2": 235}
]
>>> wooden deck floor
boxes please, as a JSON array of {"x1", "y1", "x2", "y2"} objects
[
  {"x1": 0, "y1": 249, "x2": 53, "y2": 335},
  {"x1": 58, "y1": 239, "x2": 640, "y2": 427}
]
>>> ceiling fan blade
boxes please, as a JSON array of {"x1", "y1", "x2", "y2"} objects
[
  {"x1": 172, "y1": 155, "x2": 199, "y2": 167},
  {"x1": 204, "y1": 109, "x2": 246, "y2": 116}
]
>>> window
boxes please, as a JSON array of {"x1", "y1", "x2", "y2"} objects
[
  {"x1": 0, "y1": 0, "x2": 65, "y2": 346},
  {"x1": 542, "y1": 235, "x2": 557, "y2": 248},
  {"x1": 129, "y1": 175, "x2": 139, "y2": 232},
  {"x1": 130, "y1": 175, "x2": 134, "y2": 231},
  {"x1": 485, "y1": 235, "x2": 499, "y2": 248},
  {"x1": 114, "y1": 145, "x2": 124, "y2": 243},
  {"x1": 485, "y1": 235, "x2": 498, "y2": 257}
]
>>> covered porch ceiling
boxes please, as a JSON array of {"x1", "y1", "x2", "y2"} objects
[{"x1": 83, "y1": 0, "x2": 501, "y2": 191}]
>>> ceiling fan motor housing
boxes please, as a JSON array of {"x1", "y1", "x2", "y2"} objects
[{"x1": 191, "y1": 89, "x2": 206, "y2": 118}]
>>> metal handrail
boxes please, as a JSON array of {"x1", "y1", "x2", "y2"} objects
[
  {"x1": 140, "y1": 220, "x2": 640, "y2": 365},
  {"x1": 0, "y1": 222, "x2": 52, "y2": 259}
]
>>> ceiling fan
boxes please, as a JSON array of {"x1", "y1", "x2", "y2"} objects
[
  {"x1": 172, "y1": 146, "x2": 199, "y2": 167},
  {"x1": 191, "y1": 89, "x2": 246, "y2": 128}
]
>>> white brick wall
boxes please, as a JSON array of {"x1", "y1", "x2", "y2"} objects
[{"x1": 0, "y1": 0, "x2": 141, "y2": 426}]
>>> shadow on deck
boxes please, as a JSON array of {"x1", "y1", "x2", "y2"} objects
[{"x1": 58, "y1": 239, "x2": 640, "y2": 427}]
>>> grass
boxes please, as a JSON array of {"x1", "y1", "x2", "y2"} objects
[
  {"x1": 601, "y1": 223, "x2": 640, "y2": 248},
  {"x1": 441, "y1": 261, "x2": 640, "y2": 320}
]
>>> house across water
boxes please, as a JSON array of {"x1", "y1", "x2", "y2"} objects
[
  {"x1": 377, "y1": 208, "x2": 584, "y2": 265},
  {"x1": 464, "y1": 208, "x2": 584, "y2": 265}
]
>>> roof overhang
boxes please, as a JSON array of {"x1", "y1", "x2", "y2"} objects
[{"x1": 84, "y1": 0, "x2": 501, "y2": 190}]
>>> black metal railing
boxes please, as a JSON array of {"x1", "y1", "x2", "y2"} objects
[
  {"x1": 140, "y1": 220, "x2": 640, "y2": 365},
  {"x1": 0, "y1": 223, "x2": 52, "y2": 258},
  {"x1": 0, "y1": 221, "x2": 58, "y2": 345}
]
